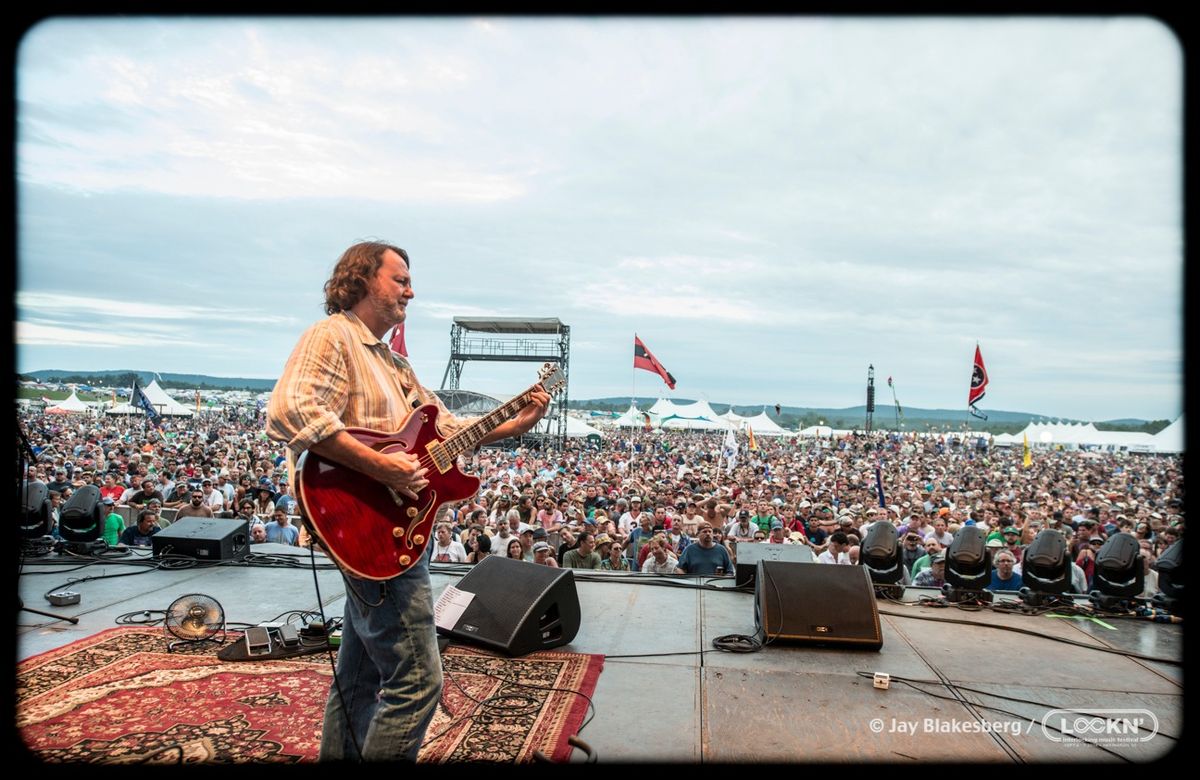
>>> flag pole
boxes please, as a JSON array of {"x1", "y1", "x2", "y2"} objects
[{"x1": 631, "y1": 340, "x2": 637, "y2": 461}]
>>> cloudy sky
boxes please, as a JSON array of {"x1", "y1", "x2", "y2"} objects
[{"x1": 15, "y1": 17, "x2": 1182, "y2": 421}]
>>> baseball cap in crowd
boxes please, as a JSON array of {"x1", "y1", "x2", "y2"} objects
[
  {"x1": 738, "y1": 509, "x2": 750, "y2": 519},
  {"x1": 985, "y1": 538, "x2": 1005, "y2": 549},
  {"x1": 532, "y1": 542, "x2": 551, "y2": 553},
  {"x1": 931, "y1": 551, "x2": 946, "y2": 563},
  {"x1": 102, "y1": 497, "x2": 115, "y2": 505},
  {"x1": 770, "y1": 520, "x2": 783, "y2": 530},
  {"x1": 1089, "y1": 536, "x2": 1104, "y2": 544},
  {"x1": 630, "y1": 496, "x2": 642, "y2": 503},
  {"x1": 937, "y1": 508, "x2": 950, "y2": 517},
  {"x1": 1002, "y1": 526, "x2": 1019, "y2": 535},
  {"x1": 531, "y1": 527, "x2": 548, "y2": 540},
  {"x1": 593, "y1": 533, "x2": 612, "y2": 546}
]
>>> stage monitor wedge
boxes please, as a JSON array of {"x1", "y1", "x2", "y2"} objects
[
  {"x1": 756, "y1": 560, "x2": 883, "y2": 650},
  {"x1": 153, "y1": 518, "x2": 250, "y2": 561},
  {"x1": 437, "y1": 555, "x2": 580, "y2": 656},
  {"x1": 735, "y1": 542, "x2": 815, "y2": 588}
]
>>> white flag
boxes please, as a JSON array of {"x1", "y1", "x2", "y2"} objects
[{"x1": 723, "y1": 427, "x2": 738, "y2": 473}]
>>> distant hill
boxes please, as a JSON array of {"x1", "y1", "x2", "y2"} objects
[
  {"x1": 14, "y1": 376, "x2": 1164, "y2": 433},
  {"x1": 20, "y1": 370, "x2": 275, "y2": 392},
  {"x1": 567, "y1": 396, "x2": 1161, "y2": 433}
]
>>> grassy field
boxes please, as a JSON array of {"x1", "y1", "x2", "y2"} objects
[{"x1": 18, "y1": 388, "x2": 118, "y2": 403}]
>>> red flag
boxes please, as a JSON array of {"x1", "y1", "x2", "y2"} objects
[
  {"x1": 968, "y1": 344, "x2": 988, "y2": 419},
  {"x1": 633, "y1": 335, "x2": 676, "y2": 389},
  {"x1": 389, "y1": 323, "x2": 408, "y2": 357}
]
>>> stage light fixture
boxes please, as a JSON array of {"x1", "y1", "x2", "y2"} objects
[
  {"x1": 860, "y1": 521, "x2": 905, "y2": 598},
  {"x1": 1088, "y1": 532, "x2": 1144, "y2": 611},
  {"x1": 1151, "y1": 539, "x2": 1183, "y2": 616},
  {"x1": 943, "y1": 525, "x2": 993, "y2": 603},
  {"x1": 1018, "y1": 529, "x2": 1075, "y2": 607},
  {"x1": 19, "y1": 481, "x2": 53, "y2": 539},
  {"x1": 57, "y1": 485, "x2": 103, "y2": 545}
]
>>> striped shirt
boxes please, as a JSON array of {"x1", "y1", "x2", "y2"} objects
[{"x1": 266, "y1": 311, "x2": 468, "y2": 489}]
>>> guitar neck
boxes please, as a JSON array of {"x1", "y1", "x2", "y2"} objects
[{"x1": 442, "y1": 384, "x2": 541, "y2": 458}]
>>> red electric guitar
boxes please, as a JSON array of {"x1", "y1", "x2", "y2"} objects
[{"x1": 295, "y1": 362, "x2": 566, "y2": 580}]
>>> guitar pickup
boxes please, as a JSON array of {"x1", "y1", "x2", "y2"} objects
[{"x1": 427, "y1": 442, "x2": 454, "y2": 474}]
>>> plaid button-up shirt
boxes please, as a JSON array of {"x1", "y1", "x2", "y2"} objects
[{"x1": 267, "y1": 311, "x2": 467, "y2": 490}]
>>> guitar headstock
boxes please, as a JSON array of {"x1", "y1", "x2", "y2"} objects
[{"x1": 538, "y1": 362, "x2": 567, "y2": 396}]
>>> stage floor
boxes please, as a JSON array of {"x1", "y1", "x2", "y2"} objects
[{"x1": 15, "y1": 545, "x2": 1183, "y2": 763}]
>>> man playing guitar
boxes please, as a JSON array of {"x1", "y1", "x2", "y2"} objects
[{"x1": 267, "y1": 241, "x2": 549, "y2": 762}]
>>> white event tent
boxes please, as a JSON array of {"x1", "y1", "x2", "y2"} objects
[
  {"x1": 658, "y1": 399, "x2": 732, "y2": 431},
  {"x1": 613, "y1": 404, "x2": 658, "y2": 429},
  {"x1": 995, "y1": 420, "x2": 1175, "y2": 452},
  {"x1": 564, "y1": 415, "x2": 605, "y2": 438},
  {"x1": 45, "y1": 391, "x2": 92, "y2": 414},
  {"x1": 1150, "y1": 415, "x2": 1184, "y2": 454},
  {"x1": 106, "y1": 380, "x2": 195, "y2": 417},
  {"x1": 742, "y1": 411, "x2": 790, "y2": 437}
]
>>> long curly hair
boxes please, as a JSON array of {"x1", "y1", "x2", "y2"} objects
[{"x1": 323, "y1": 241, "x2": 409, "y2": 315}]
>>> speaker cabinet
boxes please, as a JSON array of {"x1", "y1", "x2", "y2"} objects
[
  {"x1": 152, "y1": 518, "x2": 250, "y2": 561},
  {"x1": 735, "y1": 542, "x2": 815, "y2": 588},
  {"x1": 437, "y1": 555, "x2": 580, "y2": 656},
  {"x1": 756, "y1": 561, "x2": 883, "y2": 650}
]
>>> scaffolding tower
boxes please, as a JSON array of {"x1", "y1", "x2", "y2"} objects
[{"x1": 440, "y1": 317, "x2": 570, "y2": 446}]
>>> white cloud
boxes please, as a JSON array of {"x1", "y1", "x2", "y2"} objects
[
  {"x1": 18, "y1": 292, "x2": 296, "y2": 325},
  {"x1": 16, "y1": 321, "x2": 208, "y2": 349},
  {"x1": 13, "y1": 17, "x2": 1183, "y2": 420}
]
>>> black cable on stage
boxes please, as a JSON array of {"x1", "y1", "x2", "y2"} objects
[
  {"x1": 851, "y1": 672, "x2": 1181, "y2": 741},
  {"x1": 713, "y1": 563, "x2": 787, "y2": 654},
  {"x1": 855, "y1": 672, "x2": 1137, "y2": 763},
  {"x1": 41, "y1": 565, "x2": 166, "y2": 601},
  {"x1": 877, "y1": 608, "x2": 1181, "y2": 665},
  {"x1": 308, "y1": 538, "x2": 365, "y2": 764},
  {"x1": 116, "y1": 609, "x2": 167, "y2": 626}
]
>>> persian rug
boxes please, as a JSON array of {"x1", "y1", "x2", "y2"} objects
[{"x1": 17, "y1": 627, "x2": 604, "y2": 764}]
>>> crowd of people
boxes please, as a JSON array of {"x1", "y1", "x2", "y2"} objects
[{"x1": 18, "y1": 408, "x2": 1184, "y2": 599}]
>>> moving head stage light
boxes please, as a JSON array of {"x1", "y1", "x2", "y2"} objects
[
  {"x1": 1089, "y1": 532, "x2": 1145, "y2": 611},
  {"x1": 20, "y1": 481, "x2": 53, "y2": 539},
  {"x1": 57, "y1": 485, "x2": 105, "y2": 552},
  {"x1": 861, "y1": 521, "x2": 905, "y2": 598},
  {"x1": 943, "y1": 525, "x2": 993, "y2": 604},
  {"x1": 1151, "y1": 539, "x2": 1183, "y2": 617},
  {"x1": 1019, "y1": 529, "x2": 1074, "y2": 607}
]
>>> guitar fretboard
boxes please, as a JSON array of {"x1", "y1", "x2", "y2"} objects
[{"x1": 442, "y1": 387, "x2": 538, "y2": 457}]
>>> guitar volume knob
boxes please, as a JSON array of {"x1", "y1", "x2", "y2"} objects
[
  {"x1": 412, "y1": 534, "x2": 425, "y2": 545},
  {"x1": 392, "y1": 527, "x2": 405, "y2": 538},
  {"x1": 399, "y1": 555, "x2": 411, "y2": 566},
  {"x1": 406, "y1": 507, "x2": 418, "y2": 518}
]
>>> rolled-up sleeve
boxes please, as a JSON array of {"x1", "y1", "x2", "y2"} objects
[{"x1": 267, "y1": 322, "x2": 350, "y2": 455}]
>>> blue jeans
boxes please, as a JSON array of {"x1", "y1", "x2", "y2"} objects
[{"x1": 319, "y1": 558, "x2": 443, "y2": 762}]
